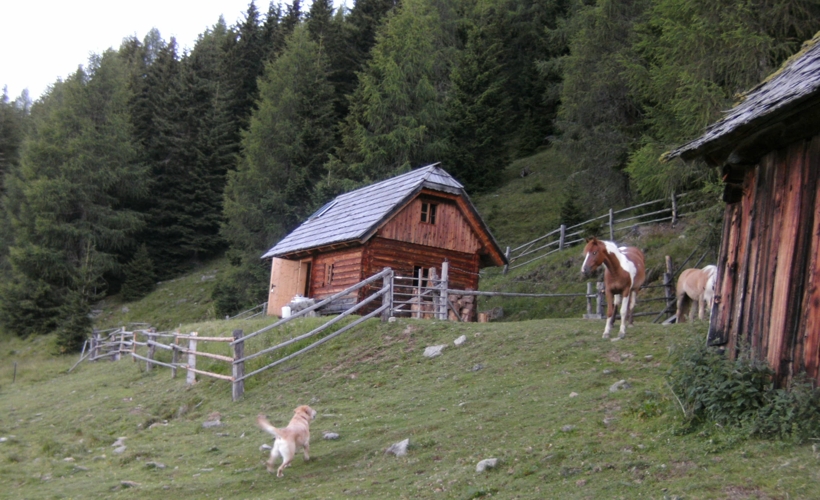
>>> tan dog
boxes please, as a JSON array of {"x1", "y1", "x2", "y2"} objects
[{"x1": 257, "y1": 405, "x2": 317, "y2": 477}]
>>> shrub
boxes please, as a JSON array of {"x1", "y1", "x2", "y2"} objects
[{"x1": 667, "y1": 329, "x2": 820, "y2": 442}]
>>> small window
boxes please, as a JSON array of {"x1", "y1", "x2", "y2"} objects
[
  {"x1": 326, "y1": 263, "x2": 334, "y2": 285},
  {"x1": 308, "y1": 200, "x2": 337, "y2": 221},
  {"x1": 421, "y1": 202, "x2": 437, "y2": 224}
]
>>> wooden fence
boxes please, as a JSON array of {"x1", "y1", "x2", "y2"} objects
[
  {"x1": 78, "y1": 268, "x2": 394, "y2": 401},
  {"x1": 504, "y1": 191, "x2": 706, "y2": 273}
]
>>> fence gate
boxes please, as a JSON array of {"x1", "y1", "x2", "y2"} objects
[{"x1": 391, "y1": 262, "x2": 450, "y2": 320}]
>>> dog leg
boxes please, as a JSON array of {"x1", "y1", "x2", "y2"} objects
[
  {"x1": 277, "y1": 458, "x2": 291, "y2": 477},
  {"x1": 303, "y1": 441, "x2": 310, "y2": 461}
]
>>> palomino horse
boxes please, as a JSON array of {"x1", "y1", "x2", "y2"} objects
[
  {"x1": 675, "y1": 265, "x2": 717, "y2": 323},
  {"x1": 581, "y1": 237, "x2": 646, "y2": 339}
]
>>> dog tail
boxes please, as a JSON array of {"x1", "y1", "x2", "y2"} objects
[{"x1": 257, "y1": 414, "x2": 283, "y2": 439}]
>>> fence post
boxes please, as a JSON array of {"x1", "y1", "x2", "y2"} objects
[
  {"x1": 559, "y1": 224, "x2": 566, "y2": 250},
  {"x1": 671, "y1": 191, "x2": 678, "y2": 225},
  {"x1": 186, "y1": 332, "x2": 198, "y2": 385},
  {"x1": 232, "y1": 329, "x2": 245, "y2": 402},
  {"x1": 381, "y1": 268, "x2": 393, "y2": 322},
  {"x1": 90, "y1": 330, "x2": 99, "y2": 361},
  {"x1": 171, "y1": 334, "x2": 179, "y2": 379},
  {"x1": 664, "y1": 256, "x2": 675, "y2": 319},
  {"x1": 113, "y1": 327, "x2": 124, "y2": 361},
  {"x1": 146, "y1": 330, "x2": 157, "y2": 372},
  {"x1": 586, "y1": 282, "x2": 593, "y2": 316},
  {"x1": 502, "y1": 246, "x2": 511, "y2": 275},
  {"x1": 596, "y1": 282, "x2": 605, "y2": 317},
  {"x1": 415, "y1": 269, "x2": 422, "y2": 319},
  {"x1": 440, "y1": 261, "x2": 449, "y2": 320},
  {"x1": 609, "y1": 209, "x2": 615, "y2": 240}
]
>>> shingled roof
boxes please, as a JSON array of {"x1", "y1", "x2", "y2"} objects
[
  {"x1": 261, "y1": 164, "x2": 501, "y2": 260},
  {"x1": 667, "y1": 32, "x2": 820, "y2": 163}
]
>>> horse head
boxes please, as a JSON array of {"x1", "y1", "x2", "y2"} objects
[{"x1": 581, "y1": 237, "x2": 607, "y2": 277}]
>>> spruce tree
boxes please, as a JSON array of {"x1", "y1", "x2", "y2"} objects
[
  {"x1": 624, "y1": 0, "x2": 820, "y2": 199},
  {"x1": 120, "y1": 244, "x2": 156, "y2": 301},
  {"x1": 332, "y1": 0, "x2": 456, "y2": 182},
  {"x1": 444, "y1": 4, "x2": 512, "y2": 192},
  {"x1": 0, "y1": 51, "x2": 146, "y2": 345},
  {"x1": 220, "y1": 23, "x2": 336, "y2": 314}
]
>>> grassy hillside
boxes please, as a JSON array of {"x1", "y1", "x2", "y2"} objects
[
  {"x1": 472, "y1": 149, "x2": 576, "y2": 249},
  {"x1": 1, "y1": 317, "x2": 816, "y2": 499},
  {"x1": 93, "y1": 259, "x2": 226, "y2": 331}
]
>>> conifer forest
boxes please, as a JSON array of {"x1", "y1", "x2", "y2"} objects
[{"x1": 1, "y1": 0, "x2": 819, "y2": 351}]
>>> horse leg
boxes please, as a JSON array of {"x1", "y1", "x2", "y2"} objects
[
  {"x1": 603, "y1": 291, "x2": 616, "y2": 339},
  {"x1": 676, "y1": 293, "x2": 689, "y2": 324},
  {"x1": 617, "y1": 290, "x2": 630, "y2": 338},
  {"x1": 697, "y1": 295, "x2": 705, "y2": 321},
  {"x1": 627, "y1": 290, "x2": 638, "y2": 326}
]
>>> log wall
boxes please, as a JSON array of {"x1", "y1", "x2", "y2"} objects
[
  {"x1": 363, "y1": 237, "x2": 480, "y2": 291},
  {"x1": 310, "y1": 248, "x2": 364, "y2": 300},
  {"x1": 709, "y1": 134, "x2": 820, "y2": 386}
]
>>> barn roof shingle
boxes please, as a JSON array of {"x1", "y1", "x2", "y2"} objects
[
  {"x1": 667, "y1": 32, "x2": 820, "y2": 162},
  {"x1": 261, "y1": 164, "x2": 493, "y2": 259}
]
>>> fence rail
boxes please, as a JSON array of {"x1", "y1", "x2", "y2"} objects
[
  {"x1": 504, "y1": 192, "x2": 705, "y2": 273},
  {"x1": 78, "y1": 268, "x2": 395, "y2": 402}
]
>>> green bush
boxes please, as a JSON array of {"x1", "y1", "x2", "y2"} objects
[{"x1": 667, "y1": 330, "x2": 820, "y2": 442}]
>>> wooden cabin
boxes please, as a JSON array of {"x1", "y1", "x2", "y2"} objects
[
  {"x1": 261, "y1": 164, "x2": 507, "y2": 319},
  {"x1": 667, "y1": 33, "x2": 820, "y2": 386}
]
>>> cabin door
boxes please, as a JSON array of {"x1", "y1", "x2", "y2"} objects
[{"x1": 268, "y1": 258, "x2": 311, "y2": 317}]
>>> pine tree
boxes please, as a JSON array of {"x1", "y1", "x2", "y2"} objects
[
  {"x1": 444, "y1": 3, "x2": 512, "y2": 192},
  {"x1": 0, "y1": 88, "x2": 30, "y2": 195},
  {"x1": 220, "y1": 23, "x2": 336, "y2": 314},
  {"x1": 554, "y1": 0, "x2": 649, "y2": 209},
  {"x1": 0, "y1": 51, "x2": 147, "y2": 344},
  {"x1": 223, "y1": 2, "x2": 266, "y2": 130},
  {"x1": 624, "y1": 0, "x2": 820, "y2": 199},
  {"x1": 332, "y1": 0, "x2": 456, "y2": 182},
  {"x1": 120, "y1": 244, "x2": 156, "y2": 301}
]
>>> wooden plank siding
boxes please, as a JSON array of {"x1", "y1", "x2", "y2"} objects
[
  {"x1": 377, "y1": 197, "x2": 482, "y2": 255},
  {"x1": 710, "y1": 134, "x2": 820, "y2": 385}
]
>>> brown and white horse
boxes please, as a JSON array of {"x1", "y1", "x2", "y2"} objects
[
  {"x1": 675, "y1": 265, "x2": 717, "y2": 323},
  {"x1": 581, "y1": 237, "x2": 646, "y2": 339}
]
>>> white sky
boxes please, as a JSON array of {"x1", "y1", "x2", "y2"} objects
[{"x1": 1, "y1": 1, "x2": 318, "y2": 102}]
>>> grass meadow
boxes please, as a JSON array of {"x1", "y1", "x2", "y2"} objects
[{"x1": 2, "y1": 316, "x2": 818, "y2": 499}]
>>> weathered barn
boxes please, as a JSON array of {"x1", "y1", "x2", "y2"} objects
[
  {"x1": 667, "y1": 33, "x2": 820, "y2": 386},
  {"x1": 261, "y1": 164, "x2": 506, "y2": 318}
]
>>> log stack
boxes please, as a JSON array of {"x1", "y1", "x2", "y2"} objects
[{"x1": 448, "y1": 291, "x2": 476, "y2": 322}]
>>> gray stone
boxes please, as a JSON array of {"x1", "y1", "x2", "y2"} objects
[
  {"x1": 423, "y1": 345, "x2": 447, "y2": 358},
  {"x1": 476, "y1": 458, "x2": 498, "y2": 472},
  {"x1": 259, "y1": 443, "x2": 272, "y2": 452},
  {"x1": 202, "y1": 420, "x2": 222, "y2": 428},
  {"x1": 385, "y1": 438, "x2": 409, "y2": 457},
  {"x1": 561, "y1": 425, "x2": 576, "y2": 432},
  {"x1": 609, "y1": 380, "x2": 631, "y2": 393},
  {"x1": 453, "y1": 335, "x2": 467, "y2": 346},
  {"x1": 113, "y1": 446, "x2": 127, "y2": 454},
  {"x1": 322, "y1": 432, "x2": 340, "y2": 440}
]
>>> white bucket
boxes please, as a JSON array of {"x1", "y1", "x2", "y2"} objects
[{"x1": 281, "y1": 306, "x2": 291, "y2": 318}]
